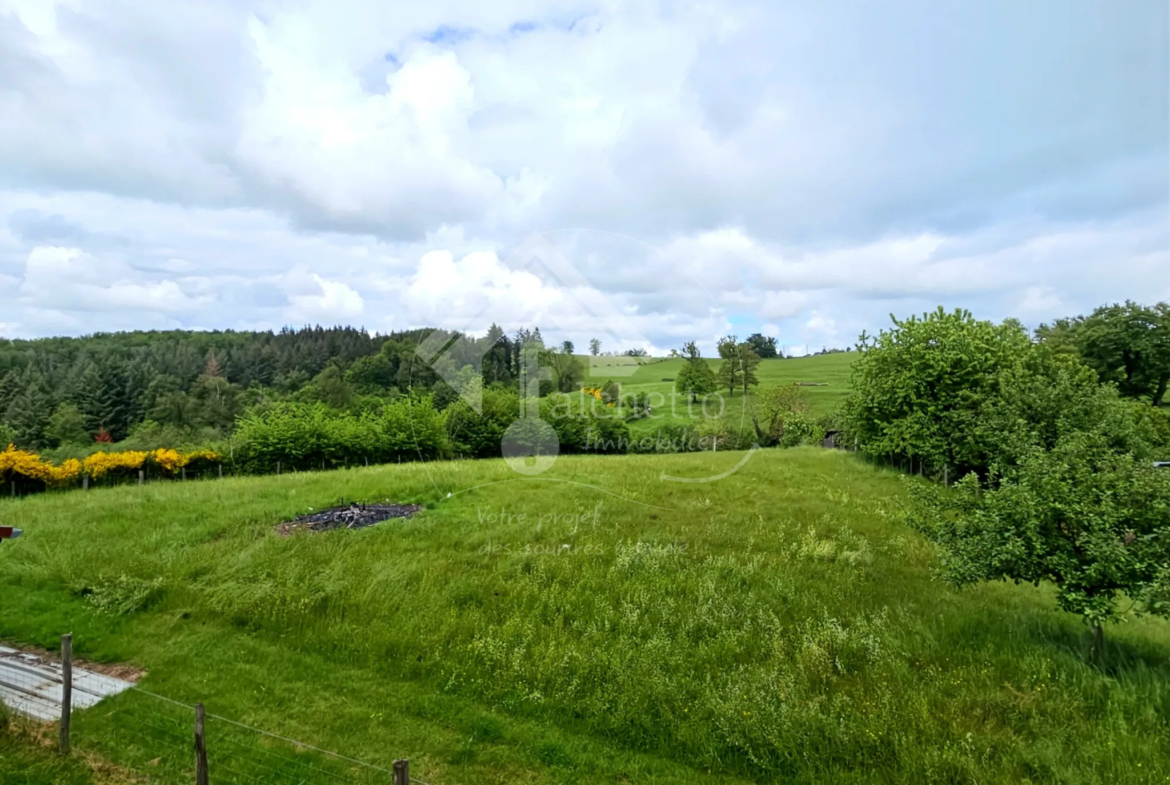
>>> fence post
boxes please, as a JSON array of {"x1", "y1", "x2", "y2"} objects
[
  {"x1": 195, "y1": 703, "x2": 209, "y2": 785},
  {"x1": 59, "y1": 634, "x2": 72, "y2": 755},
  {"x1": 392, "y1": 759, "x2": 409, "y2": 785},
  {"x1": 218, "y1": 465, "x2": 223, "y2": 480},
  {"x1": 138, "y1": 470, "x2": 144, "y2": 486},
  {"x1": 82, "y1": 475, "x2": 89, "y2": 492},
  {"x1": 182, "y1": 467, "x2": 187, "y2": 482}
]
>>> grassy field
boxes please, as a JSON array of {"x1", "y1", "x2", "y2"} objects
[
  {"x1": 572, "y1": 352, "x2": 855, "y2": 432},
  {"x1": 0, "y1": 725, "x2": 114, "y2": 785},
  {"x1": 1, "y1": 447, "x2": 1168, "y2": 784}
]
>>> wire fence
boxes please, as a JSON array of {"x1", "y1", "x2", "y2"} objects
[{"x1": 1, "y1": 636, "x2": 436, "y2": 785}]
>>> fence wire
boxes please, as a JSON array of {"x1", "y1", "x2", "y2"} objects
[{"x1": 3, "y1": 655, "x2": 433, "y2": 785}]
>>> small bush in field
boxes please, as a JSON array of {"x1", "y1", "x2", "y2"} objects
[{"x1": 75, "y1": 574, "x2": 165, "y2": 617}]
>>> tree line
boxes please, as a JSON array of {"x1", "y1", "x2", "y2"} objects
[{"x1": 0, "y1": 324, "x2": 617, "y2": 455}]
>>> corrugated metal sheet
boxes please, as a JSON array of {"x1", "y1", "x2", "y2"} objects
[{"x1": 0, "y1": 645, "x2": 134, "y2": 721}]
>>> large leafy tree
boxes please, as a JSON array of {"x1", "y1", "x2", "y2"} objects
[
  {"x1": 716, "y1": 336, "x2": 741, "y2": 396},
  {"x1": 544, "y1": 348, "x2": 584, "y2": 393},
  {"x1": 346, "y1": 353, "x2": 397, "y2": 394},
  {"x1": 45, "y1": 403, "x2": 90, "y2": 446},
  {"x1": 978, "y1": 344, "x2": 1158, "y2": 472},
  {"x1": 745, "y1": 333, "x2": 780, "y2": 359},
  {"x1": 737, "y1": 342, "x2": 761, "y2": 396},
  {"x1": 1039, "y1": 300, "x2": 1170, "y2": 406},
  {"x1": 675, "y1": 341, "x2": 717, "y2": 403},
  {"x1": 752, "y1": 384, "x2": 817, "y2": 447},
  {"x1": 844, "y1": 307, "x2": 1031, "y2": 477}
]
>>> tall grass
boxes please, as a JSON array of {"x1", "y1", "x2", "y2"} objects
[{"x1": 0, "y1": 448, "x2": 1166, "y2": 783}]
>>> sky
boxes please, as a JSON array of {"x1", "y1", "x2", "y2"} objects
[{"x1": 0, "y1": 0, "x2": 1167, "y2": 356}]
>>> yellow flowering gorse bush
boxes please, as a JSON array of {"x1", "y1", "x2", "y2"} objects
[
  {"x1": 581, "y1": 385, "x2": 617, "y2": 407},
  {"x1": 0, "y1": 445, "x2": 222, "y2": 488}
]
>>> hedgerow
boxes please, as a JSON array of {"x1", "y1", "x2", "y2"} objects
[{"x1": 230, "y1": 396, "x2": 448, "y2": 474}]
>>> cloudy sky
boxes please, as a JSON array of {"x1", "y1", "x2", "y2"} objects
[{"x1": 1, "y1": 0, "x2": 1166, "y2": 354}]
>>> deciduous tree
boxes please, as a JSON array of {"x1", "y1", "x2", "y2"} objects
[
  {"x1": 844, "y1": 308, "x2": 1031, "y2": 477},
  {"x1": 675, "y1": 342, "x2": 718, "y2": 403},
  {"x1": 909, "y1": 435, "x2": 1170, "y2": 664},
  {"x1": 1039, "y1": 300, "x2": 1170, "y2": 406},
  {"x1": 716, "y1": 336, "x2": 741, "y2": 396},
  {"x1": 46, "y1": 403, "x2": 89, "y2": 446},
  {"x1": 745, "y1": 333, "x2": 779, "y2": 359},
  {"x1": 737, "y1": 342, "x2": 761, "y2": 396}
]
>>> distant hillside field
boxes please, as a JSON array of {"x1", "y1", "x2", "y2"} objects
[
  {"x1": 1, "y1": 446, "x2": 1166, "y2": 784},
  {"x1": 574, "y1": 352, "x2": 855, "y2": 431}
]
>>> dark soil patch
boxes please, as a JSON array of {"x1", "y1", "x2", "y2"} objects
[{"x1": 275, "y1": 503, "x2": 423, "y2": 536}]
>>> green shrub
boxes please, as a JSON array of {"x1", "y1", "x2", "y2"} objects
[
  {"x1": 446, "y1": 388, "x2": 520, "y2": 458},
  {"x1": 232, "y1": 395, "x2": 448, "y2": 473},
  {"x1": 626, "y1": 423, "x2": 699, "y2": 454}
]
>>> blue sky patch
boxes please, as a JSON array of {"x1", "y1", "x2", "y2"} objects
[{"x1": 422, "y1": 25, "x2": 476, "y2": 45}]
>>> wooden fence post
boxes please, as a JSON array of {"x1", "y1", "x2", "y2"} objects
[
  {"x1": 194, "y1": 703, "x2": 209, "y2": 785},
  {"x1": 82, "y1": 475, "x2": 89, "y2": 492},
  {"x1": 218, "y1": 465, "x2": 223, "y2": 480},
  {"x1": 59, "y1": 634, "x2": 72, "y2": 755},
  {"x1": 138, "y1": 470, "x2": 144, "y2": 486},
  {"x1": 181, "y1": 467, "x2": 187, "y2": 482},
  {"x1": 392, "y1": 759, "x2": 409, "y2": 785}
]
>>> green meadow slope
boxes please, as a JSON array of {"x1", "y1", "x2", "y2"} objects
[
  {"x1": 572, "y1": 352, "x2": 854, "y2": 432},
  {"x1": 0, "y1": 448, "x2": 1167, "y2": 784}
]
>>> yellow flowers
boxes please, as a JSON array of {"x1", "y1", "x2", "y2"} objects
[
  {"x1": 0, "y1": 444, "x2": 222, "y2": 487},
  {"x1": 580, "y1": 385, "x2": 616, "y2": 407},
  {"x1": 81, "y1": 450, "x2": 147, "y2": 481},
  {"x1": 0, "y1": 447, "x2": 79, "y2": 485}
]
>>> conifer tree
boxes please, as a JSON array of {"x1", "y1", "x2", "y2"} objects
[
  {"x1": 4, "y1": 371, "x2": 54, "y2": 449},
  {"x1": 76, "y1": 363, "x2": 129, "y2": 440}
]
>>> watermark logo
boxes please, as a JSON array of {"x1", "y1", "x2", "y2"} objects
[
  {"x1": 416, "y1": 233, "x2": 656, "y2": 475},
  {"x1": 409, "y1": 230, "x2": 762, "y2": 497}
]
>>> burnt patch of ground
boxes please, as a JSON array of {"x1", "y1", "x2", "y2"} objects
[{"x1": 276, "y1": 503, "x2": 423, "y2": 536}]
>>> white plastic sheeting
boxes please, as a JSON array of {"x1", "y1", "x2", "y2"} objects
[{"x1": 0, "y1": 645, "x2": 133, "y2": 721}]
